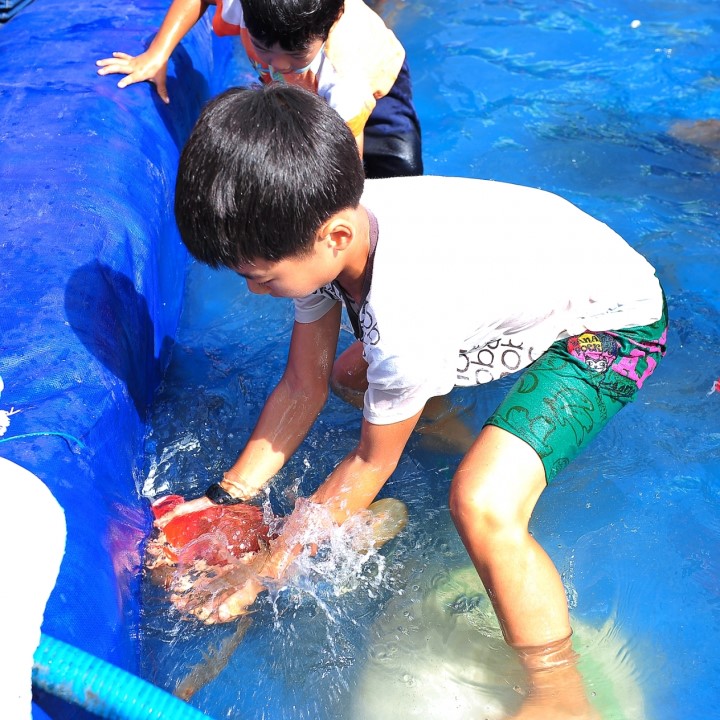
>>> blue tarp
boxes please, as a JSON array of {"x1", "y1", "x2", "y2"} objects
[{"x1": 0, "y1": 1, "x2": 222, "y2": 715}]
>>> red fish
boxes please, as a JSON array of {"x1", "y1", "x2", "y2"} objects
[{"x1": 149, "y1": 495, "x2": 271, "y2": 566}]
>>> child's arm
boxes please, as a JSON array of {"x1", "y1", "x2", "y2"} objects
[
  {"x1": 95, "y1": 0, "x2": 213, "y2": 104},
  {"x1": 259, "y1": 407, "x2": 422, "y2": 581},
  {"x1": 156, "y1": 305, "x2": 343, "y2": 528},
  {"x1": 222, "y1": 305, "x2": 344, "y2": 496}
]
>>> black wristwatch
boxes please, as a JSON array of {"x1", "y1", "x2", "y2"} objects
[{"x1": 204, "y1": 482, "x2": 245, "y2": 505}]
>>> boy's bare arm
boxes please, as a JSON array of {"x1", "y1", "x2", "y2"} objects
[
  {"x1": 261, "y1": 407, "x2": 422, "y2": 579},
  {"x1": 222, "y1": 305, "x2": 343, "y2": 497},
  {"x1": 155, "y1": 306, "x2": 341, "y2": 528},
  {"x1": 96, "y1": 0, "x2": 213, "y2": 103},
  {"x1": 311, "y1": 412, "x2": 422, "y2": 520}
]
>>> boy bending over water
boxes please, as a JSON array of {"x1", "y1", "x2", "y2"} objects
[
  {"x1": 168, "y1": 85, "x2": 667, "y2": 719},
  {"x1": 96, "y1": 0, "x2": 422, "y2": 178}
]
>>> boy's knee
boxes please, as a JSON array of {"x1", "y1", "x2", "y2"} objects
[
  {"x1": 329, "y1": 358, "x2": 364, "y2": 407},
  {"x1": 329, "y1": 341, "x2": 367, "y2": 405},
  {"x1": 328, "y1": 366, "x2": 350, "y2": 398},
  {"x1": 449, "y1": 474, "x2": 526, "y2": 539},
  {"x1": 330, "y1": 352, "x2": 353, "y2": 388}
]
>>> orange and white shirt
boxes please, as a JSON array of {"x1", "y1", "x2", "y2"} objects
[{"x1": 212, "y1": 0, "x2": 405, "y2": 137}]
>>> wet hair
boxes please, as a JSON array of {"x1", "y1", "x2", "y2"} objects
[
  {"x1": 174, "y1": 84, "x2": 365, "y2": 268},
  {"x1": 241, "y1": 0, "x2": 344, "y2": 52}
]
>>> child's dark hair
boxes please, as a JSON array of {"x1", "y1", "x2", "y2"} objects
[
  {"x1": 175, "y1": 84, "x2": 365, "y2": 268},
  {"x1": 241, "y1": 0, "x2": 344, "y2": 52}
]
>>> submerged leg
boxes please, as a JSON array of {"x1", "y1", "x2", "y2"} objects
[
  {"x1": 413, "y1": 395, "x2": 476, "y2": 453},
  {"x1": 331, "y1": 340, "x2": 474, "y2": 452},
  {"x1": 329, "y1": 340, "x2": 368, "y2": 408},
  {"x1": 449, "y1": 425, "x2": 599, "y2": 720}
]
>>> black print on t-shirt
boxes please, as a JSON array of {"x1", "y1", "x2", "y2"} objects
[
  {"x1": 457, "y1": 338, "x2": 535, "y2": 384},
  {"x1": 359, "y1": 301, "x2": 380, "y2": 346},
  {"x1": 317, "y1": 285, "x2": 343, "y2": 303}
]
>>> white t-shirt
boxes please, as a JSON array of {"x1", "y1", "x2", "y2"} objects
[{"x1": 295, "y1": 176, "x2": 663, "y2": 425}]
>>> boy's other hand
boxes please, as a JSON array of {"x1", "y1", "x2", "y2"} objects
[
  {"x1": 96, "y1": 52, "x2": 170, "y2": 104},
  {"x1": 171, "y1": 563, "x2": 266, "y2": 624}
]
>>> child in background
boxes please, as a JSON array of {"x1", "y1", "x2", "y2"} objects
[
  {"x1": 166, "y1": 84, "x2": 666, "y2": 720},
  {"x1": 96, "y1": 0, "x2": 423, "y2": 178}
]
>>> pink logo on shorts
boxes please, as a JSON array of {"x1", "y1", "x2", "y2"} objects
[{"x1": 567, "y1": 332, "x2": 619, "y2": 372}]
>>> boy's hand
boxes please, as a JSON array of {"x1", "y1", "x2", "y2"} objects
[
  {"x1": 96, "y1": 52, "x2": 170, "y2": 104},
  {"x1": 171, "y1": 562, "x2": 266, "y2": 624}
]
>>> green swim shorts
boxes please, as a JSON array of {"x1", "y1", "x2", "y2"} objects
[{"x1": 486, "y1": 300, "x2": 668, "y2": 483}]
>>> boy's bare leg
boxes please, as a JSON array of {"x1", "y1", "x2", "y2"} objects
[
  {"x1": 449, "y1": 425, "x2": 599, "y2": 720},
  {"x1": 331, "y1": 341, "x2": 475, "y2": 452},
  {"x1": 329, "y1": 340, "x2": 368, "y2": 407},
  {"x1": 413, "y1": 396, "x2": 476, "y2": 453}
]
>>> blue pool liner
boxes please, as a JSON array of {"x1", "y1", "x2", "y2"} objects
[{"x1": 0, "y1": 0, "x2": 225, "y2": 716}]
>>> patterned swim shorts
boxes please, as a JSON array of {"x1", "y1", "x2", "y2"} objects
[{"x1": 486, "y1": 298, "x2": 668, "y2": 482}]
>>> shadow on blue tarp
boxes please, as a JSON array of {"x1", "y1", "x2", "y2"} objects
[
  {"x1": 0, "y1": 0, "x2": 224, "y2": 716},
  {"x1": 65, "y1": 261, "x2": 176, "y2": 419}
]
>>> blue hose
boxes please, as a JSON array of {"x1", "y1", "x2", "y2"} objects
[{"x1": 33, "y1": 634, "x2": 214, "y2": 719}]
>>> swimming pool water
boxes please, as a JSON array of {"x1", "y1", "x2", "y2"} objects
[{"x1": 141, "y1": 1, "x2": 720, "y2": 718}]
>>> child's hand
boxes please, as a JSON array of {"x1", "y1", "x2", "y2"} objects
[
  {"x1": 96, "y1": 52, "x2": 170, "y2": 104},
  {"x1": 171, "y1": 562, "x2": 266, "y2": 624}
]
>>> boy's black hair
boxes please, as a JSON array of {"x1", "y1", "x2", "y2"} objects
[
  {"x1": 241, "y1": 0, "x2": 344, "y2": 52},
  {"x1": 175, "y1": 84, "x2": 365, "y2": 269}
]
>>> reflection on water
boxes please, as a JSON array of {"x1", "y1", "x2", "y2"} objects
[
  {"x1": 140, "y1": 0, "x2": 720, "y2": 717},
  {"x1": 353, "y1": 566, "x2": 647, "y2": 720}
]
